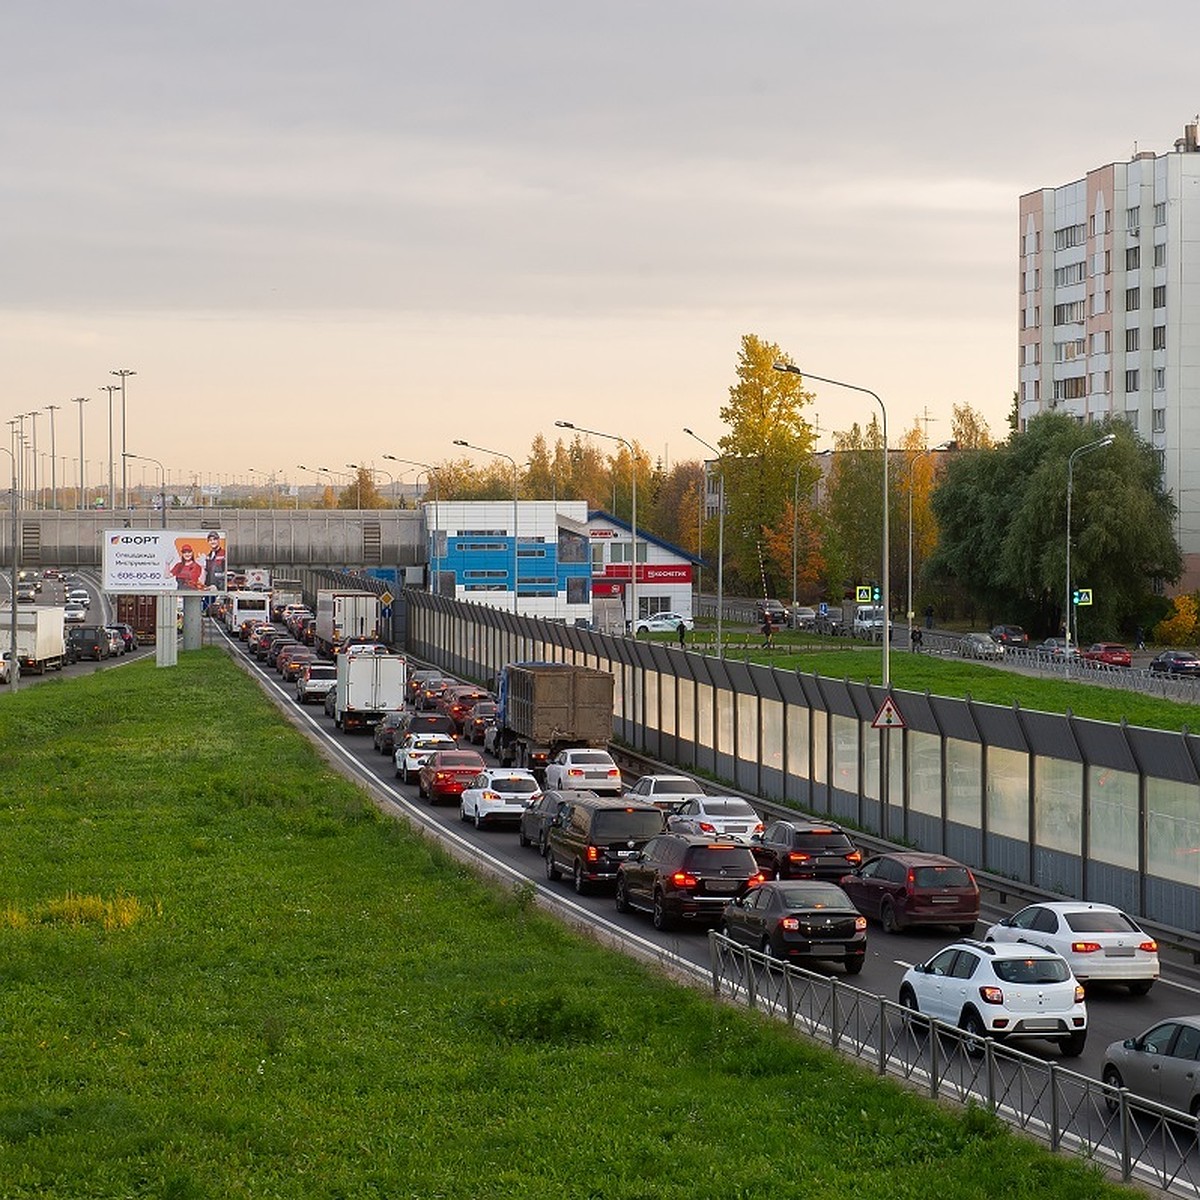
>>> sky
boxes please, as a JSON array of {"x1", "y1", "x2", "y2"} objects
[{"x1": 4, "y1": 2, "x2": 1200, "y2": 495}]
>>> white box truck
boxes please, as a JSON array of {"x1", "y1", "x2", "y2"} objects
[
  {"x1": 315, "y1": 589, "x2": 381, "y2": 656},
  {"x1": 334, "y1": 652, "x2": 407, "y2": 732},
  {"x1": 0, "y1": 606, "x2": 68, "y2": 673}
]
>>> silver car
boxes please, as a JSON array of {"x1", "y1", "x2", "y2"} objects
[
  {"x1": 1103, "y1": 1017, "x2": 1200, "y2": 1117},
  {"x1": 667, "y1": 796, "x2": 763, "y2": 839}
]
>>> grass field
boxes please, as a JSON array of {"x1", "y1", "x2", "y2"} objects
[{"x1": 0, "y1": 651, "x2": 1135, "y2": 1198}]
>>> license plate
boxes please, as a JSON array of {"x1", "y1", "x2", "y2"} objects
[
  {"x1": 931, "y1": 897, "x2": 957, "y2": 905},
  {"x1": 1105, "y1": 946, "x2": 1135, "y2": 957},
  {"x1": 706, "y1": 880, "x2": 739, "y2": 893},
  {"x1": 1021, "y1": 1018, "x2": 1058, "y2": 1031},
  {"x1": 614, "y1": 849, "x2": 634, "y2": 858}
]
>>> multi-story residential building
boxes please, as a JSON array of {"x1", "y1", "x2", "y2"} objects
[{"x1": 1019, "y1": 121, "x2": 1200, "y2": 585}]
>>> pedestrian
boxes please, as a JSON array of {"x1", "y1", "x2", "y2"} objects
[
  {"x1": 677, "y1": 621, "x2": 686, "y2": 648},
  {"x1": 911, "y1": 627, "x2": 923, "y2": 653},
  {"x1": 924, "y1": 604, "x2": 934, "y2": 631},
  {"x1": 1135, "y1": 625, "x2": 1146, "y2": 651},
  {"x1": 761, "y1": 616, "x2": 773, "y2": 649}
]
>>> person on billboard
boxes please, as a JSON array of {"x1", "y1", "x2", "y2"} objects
[
  {"x1": 170, "y1": 545, "x2": 205, "y2": 590},
  {"x1": 203, "y1": 532, "x2": 227, "y2": 591}
]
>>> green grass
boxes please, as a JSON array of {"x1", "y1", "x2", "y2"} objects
[{"x1": 0, "y1": 652, "x2": 1134, "y2": 1198}]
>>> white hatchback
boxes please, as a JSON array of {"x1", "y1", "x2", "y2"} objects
[
  {"x1": 459, "y1": 768, "x2": 542, "y2": 829},
  {"x1": 394, "y1": 733, "x2": 457, "y2": 784},
  {"x1": 983, "y1": 902, "x2": 1159, "y2": 994}
]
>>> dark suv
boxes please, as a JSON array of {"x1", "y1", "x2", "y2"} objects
[
  {"x1": 838, "y1": 851, "x2": 979, "y2": 935},
  {"x1": 615, "y1": 833, "x2": 765, "y2": 930},
  {"x1": 544, "y1": 796, "x2": 665, "y2": 894},
  {"x1": 68, "y1": 625, "x2": 111, "y2": 661},
  {"x1": 750, "y1": 819, "x2": 862, "y2": 881}
]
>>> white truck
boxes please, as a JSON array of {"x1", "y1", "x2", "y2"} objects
[
  {"x1": 315, "y1": 589, "x2": 381, "y2": 656},
  {"x1": 270, "y1": 581, "x2": 304, "y2": 622},
  {"x1": 0, "y1": 606, "x2": 68, "y2": 673},
  {"x1": 334, "y1": 652, "x2": 407, "y2": 732}
]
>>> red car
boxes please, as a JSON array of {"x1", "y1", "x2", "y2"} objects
[
  {"x1": 417, "y1": 749, "x2": 486, "y2": 804},
  {"x1": 1082, "y1": 642, "x2": 1132, "y2": 668}
]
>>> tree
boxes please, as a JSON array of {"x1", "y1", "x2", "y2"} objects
[
  {"x1": 950, "y1": 403, "x2": 994, "y2": 450},
  {"x1": 822, "y1": 417, "x2": 888, "y2": 594},
  {"x1": 1154, "y1": 594, "x2": 1198, "y2": 646},
  {"x1": 337, "y1": 466, "x2": 387, "y2": 509}
]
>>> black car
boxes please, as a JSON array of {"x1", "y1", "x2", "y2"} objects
[
  {"x1": 990, "y1": 624, "x2": 1028, "y2": 649},
  {"x1": 750, "y1": 819, "x2": 862, "y2": 881},
  {"x1": 518, "y1": 788, "x2": 578, "y2": 854},
  {"x1": 373, "y1": 711, "x2": 410, "y2": 756},
  {"x1": 720, "y1": 880, "x2": 867, "y2": 972},
  {"x1": 1149, "y1": 650, "x2": 1200, "y2": 676},
  {"x1": 545, "y1": 796, "x2": 666, "y2": 894},
  {"x1": 615, "y1": 833, "x2": 765, "y2": 930}
]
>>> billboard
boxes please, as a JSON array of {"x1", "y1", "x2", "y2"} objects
[{"x1": 103, "y1": 530, "x2": 228, "y2": 594}]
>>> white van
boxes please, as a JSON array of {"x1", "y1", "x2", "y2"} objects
[{"x1": 853, "y1": 606, "x2": 887, "y2": 639}]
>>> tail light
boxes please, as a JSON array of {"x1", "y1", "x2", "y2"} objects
[
  {"x1": 854, "y1": 915, "x2": 867, "y2": 932},
  {"x1": 787, "y1": 852, "x2": 810, "y2": 864},
  {"x1": 1139, "y1": 940, "x2": 1158, "y2": 953},
  {"x1": 481, "y1": 790, "x2": 502, "y2": 802},
  {"x1": 752, "y1": 822, "x2": 764, "y2": 834},
  {"x1": 1074, "y1": 985, "x2": 1086, "y2": 1003},
  {"x1": 1071, "y1": 941, "x2": 1102, "y2": 954},
  {"x1": 670, "y1": 872, "x2": 699, "y2": 889},
  {"x1": 586, "y1": 845, "x2": 601, "y2": 863},
  {"x1": 747, "y1": 872, "x2": 766, "y2": 888},
  {"x1": 846, "y1": 850, "x2": 863, "y2": 865},
  {"x1": 697, "y1": 821, "x2": 717, "y2": 834},
  {"x1": 979, "y1": 986, "x2": 1004, "y2": 1005},
  {"x1": 606, "y1": 768, "x2": 620, "y2": 779},
  {"x1": 567, "y1": 768, "x2": 585, "y2": 778},
  {"x1": 781, "y1": 917, "x2": 800, "y2": 931}
]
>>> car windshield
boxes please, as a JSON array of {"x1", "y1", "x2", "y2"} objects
[
  {"x1": 472, "y1": 703, "x2": 496, "y2": 716},
  {"x1": 490, "y1": 776, "x2": 540, "y2": 794},
  {"x1": 703, "y1": 799, "x2": 756, "y2": 816},
  {"x1": 655, "y1": 780, "x2": 697, "y2": 794},
  {"x1": 438, "y1": 754, "x2": 483, "y2": 768},
  {"x1": 684, "y1": 846, "x2": 757, "y2": 872},
  {"x1": 794, "y1": 831, "x2": 854, "y2": 852},
  {"x1": 309, "y1": 667, "x2": 336, "y2": 678},
  {"x1": 592, "y1": 810, "x2": 664, "y2": 840},
  {"x1": 911, "y1": 866, "x2": 973, "y2": 888},
  {"x1": 1063, "y1": 910, "x2": 1139, "y2": 934},
  {"x1": 571, "y1": 752, "x2": 615, "y2": 765},
  {"x1": 414, "y1": 739, "x2": 450, "y2": 750},
  {"x1": 992, "y1": 958, "x2": 1071, "y2": 985},
  {"x1": 776, "y1": 883, "x2": 854, "y2": 910}
]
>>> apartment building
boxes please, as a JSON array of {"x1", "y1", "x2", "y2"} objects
[{"x1": 1018, "y1": 121, "x2": 1200, "y2": 584}]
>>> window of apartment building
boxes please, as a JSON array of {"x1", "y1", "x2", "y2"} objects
[
  {"x1": 1125, "y1": 328, "x2": 1140, "y2": 352},
  {"x1": 1090, "y1": 289, "x2": 1109, "y2": 316},
  {"x1": 1125, "y1": 245, "x2": 1140, "y2": 270},
  {"x1": 1055, "y1": 224, "x2": 1086, "y2": 251},
  {"x1": 1053, "y1": 300, "x2": 1086, "y2": 325},
  {"x1": 1154, "y1": 368, "x2": 1166, "y2": 392},
  {"x1": 1054, "y1": 338, "x2": 1086, "y2": 363},
  {"x1": 1154, "y1": 242, "x2": 1167, "y2": 267},
  {"x1": 1126, "y1": 206, "x2": 1140, "y2": 232},
  {"x1": 1153, "y1": 325, "x2": 1166, "y2": 350},
  {"x1": 1125, "y1": 287, "x2": 1140, "y2": 312},
  {"x1": 1054, "y1": 262, "x2": 1087, "y2": 287},
  {"x1": 1154, "y1": 202, "x2": 1166, "y2": 226},
  {"x1": 1153, "y1": 285, "x2": 1166, "y2": 308},
  {"x1": 1125, "y1": 369, "x2": 1139, "y2": 393},
  {"x1": 1089, "y1": 371, "x2": 1110, "y2": 395},
  {"x1": 1088, "y1": 330, "x2": 1109, "y2": 354},
  {"x1": 1088, "y1": 214, "x2": 1096, "y2": 237},
  {"x1": 1155, "y1": 449, "x2": 1166, "y2": 475},
  {"x1": 1125, "y1": 411, "x2": 1138, "y2": 433},
  {"x1": 1021, "y1": 344, "x2": 1041, "y2": 366},
  {"x1": 1152, "y1": 408, "x2": 1166, "y2": 433},
  {"x1": 1053, "y1": 377, "x2": 1087, "y2": 401}
]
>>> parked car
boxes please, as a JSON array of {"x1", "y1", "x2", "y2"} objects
[
  {"x1": 544, "y1": 795, "x2": 665, "y2": 893},
  {"x1": 418, "y1": 749, "x2": 487, "y2": 804},
  {"x1": 622, "y1": 773, "x2": 708, "y2": 813},
  {"x1": 990, "y1": 624, "x2": 1028, "y2": 649},
  {"x1": 1082, "y1": 642, "x2": 1132, "y2": 668},
  {"x1": 373, "y1": 711, "x2": 411, "y2": 756},
  {"x1": 667, "y1": 796, "x2": 763, "y2": 839},
  {"x1": 1036, "y1": 637, "x2": 1079, "y2": 659},
  {"x1": 634, "y1": 612, "x2": 694, "y2": 635},
  {"x1": 1103, "y1": 1017, "x2": 1200, "y2": 1117},
  {"x1": 899, "y1": 939, "x2": 1087, "y2": 1058},
  {"x1": 459, "y1": 768, "x2": 541, "y2": 829},
  {"x1": 1149, "y1": 649, "x2": 1200, "y2": 676},
  {"x1": 296, "y1": 662, "x2": 338, "y2": 704},
  {"x1": 615, "y1": 833, "x2": 764, "y2": 929},
  {"x1": 518, "y1": 789, "x2": 577, "y2": 854},
  {"x1": 960, "y1": 632, "x2": 1004, "y2": 661},
  {"x1": 838, "y1": 851, "x2": 979, "y2": 935},
  {"x1": 983, "y1": 902, "x2": 1159, "y2": 993},
  {"x1": 750, "y1": 819, "x2": 862, "y2": 881},
  {"x1": 720, "y1": 880, "x2": 866, "y2": 972},
  {"x1": 394, "y1": 732, "x2": 458, "y2": 783},
  {"x1": 543, "y1": 747, "x2": 622, "y2": 795},
  {"x1": 462, "y1": 700, "x2": 498, "y2": 744}
]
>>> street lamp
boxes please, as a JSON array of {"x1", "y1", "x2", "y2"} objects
[
  {"x1": 1065, "y1": 433, "x2": 1115, "y2": 651},
  {"x1": 384, "y1": 455, "x2": 442, "y2": 593},
  {"x1": 683, "y1": 427, "x2": 725, "y2": 657},
  {"x1": 0, "y1": 443, "x2": 18, "y2": 691},
  {"x1": 112, "y1": 369, "x2": 136, "y2": 509},
  {"x1": 100, "y1": 384, "x2": 119, "y2": 510},
  {"x1": 774, "y1": 363, "x2": 890, "y2": 687},
  {"x1": 25, "y1": 412, "x2": 39, "y2": 510},
  {"x1": 123, "y1": 452, "x2": 167, "y2": 528},
  {"x1": 45, "y1": 404, "x2": 60, "y2": 509},
  {"x1": 557, "y1": 420, "x2": 638, "y2": 630},
  {"x1": 71, "y1": 398, "x2": 88, "y2": 510},
  {"x1": 454, "y1": 440, "x2": 519, "y2": 614}
]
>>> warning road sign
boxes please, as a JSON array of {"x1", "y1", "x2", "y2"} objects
[{"x1": 872, "y1": 696, "x2": 906, "y2": 729}]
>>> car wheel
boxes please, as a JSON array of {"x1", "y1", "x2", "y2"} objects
[
  {"x1": 572, "y1": 861, "x2": 588, "y2": 895},
  {"x1": 959, "y1": 1008, "x2": 987, "y2": 1058},
  {"x1": 1102, "y1": 1065, "x2": 1124, "y2": 1112},
  {"x1": 614, "y1": 877, "x2": 630, "y2": 913},
  {"x1": 393, "y1": 764, "x2": 402, "y2": 779},
  {"x1": 518, "y1": 824, "x2": 530, "y2": 848},
  {"x1": 652, "y1": 891, "x2": 674, "y2": 931},
  {"x1": 545, "y1": 850, "x2": 561, "y2": 882},
  {"x1": 957, "y1": 922, "x2": 976, "y2": 937},
  {"x1": 1060, "y1": 1031, "x2": 1087, "y2": 1059},
  {"x1": 459, "y1": 803, "x2": 469, "y2": 823},
  {"x1": 760, "y1": 935, "x2": 779, "y2": 960},
  {"x1": 880, "y1": 901, "x2": 902, "y2": 935},
  {"x1": 1128, "y1": 980, "x2": 1154, "y2": 996},
  {"x1": 474, "y1": 811, "x2": 484, "y2": 831},
  {"x1": 844, "y1": 955, "x2": 864, "y2": 976}
]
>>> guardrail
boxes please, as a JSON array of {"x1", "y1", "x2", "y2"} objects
[{"x1": 708, "y1": 932, "x2": 1200, "y2": 1195}]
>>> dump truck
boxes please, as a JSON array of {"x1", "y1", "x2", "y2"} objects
[
  {"x1": 493, "y1": 662, "x2": 614, "y2": 774},
  {"x1": 0, "y1": 605, "x2": 68, "y2": 673},
  {"x1": 315, "y1": 589, "x2": 381, "y2": 657}
]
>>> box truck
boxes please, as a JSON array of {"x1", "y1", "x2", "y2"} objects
[
  {"x1": 334, "y1": 652, "x2": 407, "y2": 732},
  {"x1": 315, "y1": 589, "x2": 381, "y2": 656},
  {"x1": 0, "y1": 606, "x2": 67, "y2": 673}
]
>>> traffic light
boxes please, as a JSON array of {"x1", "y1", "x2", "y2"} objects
[{"x1": 872, "y1": 585, "x2": 882, "y2": 603}]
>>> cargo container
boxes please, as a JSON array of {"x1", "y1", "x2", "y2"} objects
[
  {"x1": 116, "y1": 595, "x2": 158, "y2": 645},
  {"x1": 494, "y1": 663, "x2": 614, "y2": 773}
]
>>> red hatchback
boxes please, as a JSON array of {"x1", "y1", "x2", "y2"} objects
[
  {"x1": 418, "y1": 749, "x2": 486, "y2": 804},
  {"x1": 1082, "y1": 642, "x2": 1132, "y2": 668},
  {"x1": 839, "y1": 851, "x2": 980, "y2": 935}
]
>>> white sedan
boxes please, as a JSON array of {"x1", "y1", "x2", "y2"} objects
[
  {"x1": 634, "y1": 612, "x2": 694, "y2": 634},
  {"x1": 983, "y1": 902, "x2": 1159, "y2": 994},
  {"x1": 623, "y1": 773, "x2": 708, "y2": 812},
  {"x1": 543, "y1": 748, "x2": 622, "y2": 794},
  {"x1": 667, "y1": 795, "x2": 764, "y2": 839},
  {"x1": 459, "y1": 768, "x2": 542, "y2": 829},
  {"x1": 394, "y1": 732, "x2": 457, "y2": 784}
]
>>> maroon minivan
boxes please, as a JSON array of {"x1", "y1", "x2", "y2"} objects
[{"x1": 839, "y1": 851, "x2": 979, "y2": 935}]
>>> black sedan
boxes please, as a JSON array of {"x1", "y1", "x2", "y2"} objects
[
  {"x1": 1149, "y1": 650, "x2": 1200, "y2": 676},
  {"x1": 720, "y1": 880, "x2": 867, "y2": 973}
]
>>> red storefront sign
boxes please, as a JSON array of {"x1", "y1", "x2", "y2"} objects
[{"x1": 596, "y1": 564, "x2": 693, "y2": 585}]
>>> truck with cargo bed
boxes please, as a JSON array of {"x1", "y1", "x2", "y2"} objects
[
  {"x1": 334, "y1": 652, "x2": 407, "y2": 732},
  {"x1": 493, "y1": 662, "x2": 614, "y2": 774},
  {"x1": 315, "y1": 589, "x2": 381, "y2": 656},
  {"x1": 0, "y1": 606, "x2": 67, "y2": 673}
]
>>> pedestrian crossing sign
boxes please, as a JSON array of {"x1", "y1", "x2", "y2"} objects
[{"x1": 856, "y1": 585, "x2": 872, "y2": 603}]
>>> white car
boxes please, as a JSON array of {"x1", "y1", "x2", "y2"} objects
[
  {"x1": 296, "y1": 663, "x2": 337, "y2": 704},
  {"x1": 64, "y1": 604, "x2": 87, "y2": 624},
  {"x1": 544, "y1": 748, "x2": 622, "y2": 795},
  {"x1": 983, "y1": 902, "x2": 1159, "y2": 994},
  {"x1": 66, "y1": 588, "x2": 90, "y2": 608},
  {"x1": 394, "y1": 732, "x2": 457, "y2": 783},
  {"x1": 667, "y1": 796, "x2": 764, "y2": 839},
  {"x1": 899, "y1": 939, "x2": 1087, "y2": 1057},
  {"x1": 459, "y1": 768, "x2": 542, "y2": 829},
  {"x1": 634, "y1": 612, "x2": 694, "y2": 635},
  {"x1": 623, "y1": 774, "x2": 709, "y2": 813}
]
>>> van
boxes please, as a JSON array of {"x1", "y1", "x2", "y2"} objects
[
  {"x1": 68, "y1": 625, "x2": 111, "y2": 661},
  {"x1": 544, "y1": 795, "x2": 666, "y2": 894},
  {"x1": 852, "y1": 605, "x2": 887, "y2": 639}
]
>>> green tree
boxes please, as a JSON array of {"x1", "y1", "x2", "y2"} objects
[
  {"x1": 337, "y1": 466, "x2": 387, "y2": 509},
  {"x1": 951, "y1": 403, "x2": 994, "y2": 450},
  {"x1": 822, "y1": 417, "x2": 888, "y2": 595}
]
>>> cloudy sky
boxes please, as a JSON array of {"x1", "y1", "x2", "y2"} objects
[{"x1": 4, "y1": 2, "x2": 1198, "y2": 494}]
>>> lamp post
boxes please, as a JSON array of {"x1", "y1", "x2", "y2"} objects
[
  {"x1": 683, "y1": 427, "x2": 725, "y2": 657},
  {"x1": 44, "y1": 404, "x2": 60, "y2": 509},
  {"x1": 775, "y1": 363, "x2": 890, "y2": 687},
  {"x1": 454, "y1": 440, "x2": 519, "y2": 614},
  {"x1": 124, "y1": 452, "x2": 167, "y2": 528},
  {"x1": 384, "y1": 455, "x2": 442, "y2": 593},
  {"x1": 71, "y1": 398, "x2": 88, "y2": 510},
  {"x1": 100, "y1": 384, "x2": 119, "y2": 510},
  {"x1": 0, "y1": 443, "x2": 18, "y2": 691},
  {"x1": 557, "y1": 420, "x2": 638, "y2": 631},
  {"x1": 1065, "y1": 433, "x2": 1115, "y2": 651},
  {"x1": 26, "y1": 412, "x2": 39, "y2": 510},
  {"x1": 111, "y1": 369, "x2": 136, "y2": 509}
]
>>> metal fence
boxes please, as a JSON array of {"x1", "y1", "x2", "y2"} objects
[{"x1": 708, "y1": 931, "x2": 1200, "y2": 1195}]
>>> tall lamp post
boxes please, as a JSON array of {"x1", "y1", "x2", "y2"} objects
[
  {"x1": 71, "y1": 398, "x2": 88, "y2": 509},
  {"x1": 384, "y1": 455, "x2": 442, "y2": 593},
  {"x1": 124, "y1": 452, "x2": 167, "y2": 528},
  {"x1": 775, "y1": 362, "x2": 890, "y2": 687},
  {"x1": 45, "y1": 404, "x2": 60, "y2": 510},
  {"x1": 557, "y1": 420, "x2": 638, "y2": 630},
  {"x1": 26, "y1": 412, "x2": 40, "y2": 510},
  {"x1": 0, "y1": 443, "x2": 18, "y2": 691},
  {"x1": 454, "y1": 440, "x2": 519, "y2": 614},
  {"x1": 1065, "y1": 433, "x2": 1115, "y2": 651},
  {"x1": 683, "y1": 427, "x2": 725, "y2": 657},
  {"x1": 100, "y1": 384, "x2": 120, "y2": 510},
  {"x1": 111, "y1": 369, "x2": 136, "y2": 509}
]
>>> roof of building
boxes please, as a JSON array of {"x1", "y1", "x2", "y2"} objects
[{"x1": 587, "y1": 510, "x2": 701, "y2": 566}]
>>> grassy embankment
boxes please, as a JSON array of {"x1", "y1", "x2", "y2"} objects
[{"x1": 0, "y1": 651, "x2": 1134, "y2": 1198}]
